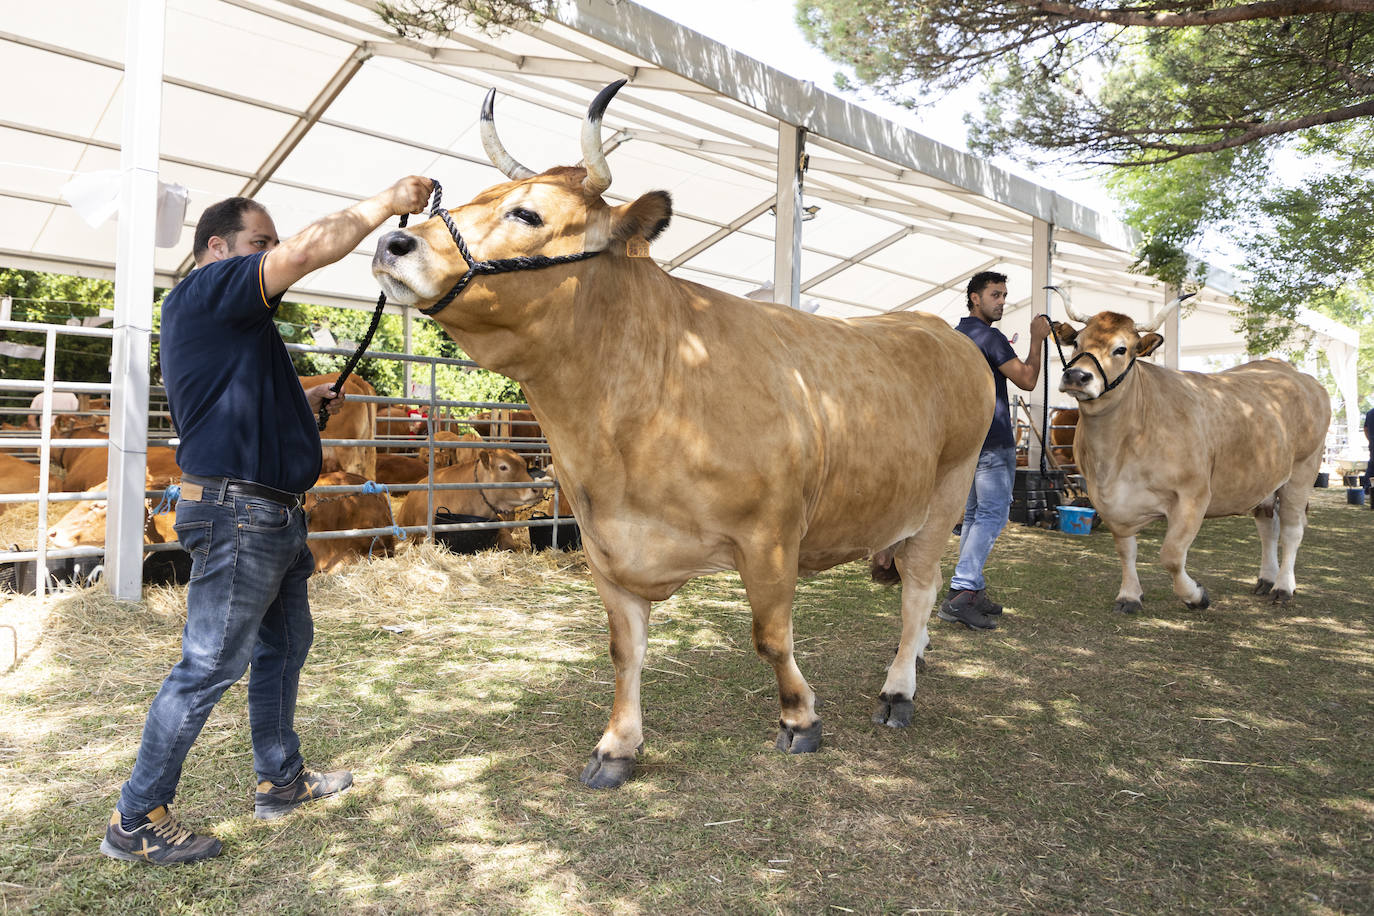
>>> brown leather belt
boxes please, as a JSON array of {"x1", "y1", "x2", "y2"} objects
[{"x1": 180, "y1": 475, "x2": 305, "y2": 510}]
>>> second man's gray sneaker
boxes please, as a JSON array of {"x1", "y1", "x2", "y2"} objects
[{"x1": 937, "y1": 590, "x2": 998, "y2": 629}]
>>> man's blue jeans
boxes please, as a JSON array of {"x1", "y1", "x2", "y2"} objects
[
  {"x1": 119, "y1": 484, "x2": 315, "y2": 817},
  {"x1": 951, "y1": 446, "x2": 1017, "y2": 593}
]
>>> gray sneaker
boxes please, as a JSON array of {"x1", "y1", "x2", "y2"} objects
[
  {"x1": 100, "y1": 806, "x2": 223, "y2": 865},
  {"x1": 937, "y1": 590, "x2": 998, "y2": 629},
  {"x1": 254, "y1": 768, "x2": 353, "y2": 820},
  {"x1": 945, "y1": 587, "x2": 1003, "y2": 616}
]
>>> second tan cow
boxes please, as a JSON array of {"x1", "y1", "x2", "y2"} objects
[{"x1": 1053, "y1": 295, "x2": 1329, "y2": 612}]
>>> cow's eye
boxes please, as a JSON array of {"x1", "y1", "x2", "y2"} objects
[
  {"x1": 507, "y1": 207, "x2": 542, "y2": 227},
  {"x1": 1113, "y1": 346, "x2": 1128, "y2": 356}
]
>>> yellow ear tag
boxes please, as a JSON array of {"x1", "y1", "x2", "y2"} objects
[{"x1": 626, "y1": 236, "x2": 651, "y2": 258}]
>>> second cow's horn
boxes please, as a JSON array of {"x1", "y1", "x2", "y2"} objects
[{"x1": 1136, "y1": 292, "x2": 1196, "y2": 333}]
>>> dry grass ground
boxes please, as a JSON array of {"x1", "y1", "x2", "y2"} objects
[{"x1": 1, "y1": 490, "x2": 1371, "y2": 914}]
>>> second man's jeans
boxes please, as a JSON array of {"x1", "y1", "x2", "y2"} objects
[{"x1": 951, "y1": 446, "x2": 1017, "y2": 593}]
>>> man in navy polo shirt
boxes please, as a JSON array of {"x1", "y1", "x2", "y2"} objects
[
  {"x1": 101, "y1": 176, "x2": 431, "y2": 865},
  {"x1": 938, "y1": 271, "x2": 1051, "y2": 630}
]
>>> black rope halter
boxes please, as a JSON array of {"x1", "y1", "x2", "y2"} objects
[
  {"x1": 318, "y1": 179, "x2": 606, "y2": 430},
  {"x1": 1044, "y1": 321, "x2": 1138, "y2": 396}
]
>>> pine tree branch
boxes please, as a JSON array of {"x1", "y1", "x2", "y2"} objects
[
  {"x1": 1100, "y1": 97, "x2": 1374, "y2": 162},
  {"x1": 1008, "y1": 0, "x2": 1374, "y2": 27}
]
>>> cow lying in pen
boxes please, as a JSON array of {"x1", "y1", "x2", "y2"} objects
[
  {"x1": 1050, "y1": 290, "x2": 1329, "y2": 613},
  {"x1": 371, "y1": 81, "x2": 994, "y2": 788}
]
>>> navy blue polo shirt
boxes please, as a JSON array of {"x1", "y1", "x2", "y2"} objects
[
  {"x1": 956, "y1": 315, "x2": 1018, "y2": 451},
  {"x1": 159, "y1": 251, "x2": 321, "y2": 493}
]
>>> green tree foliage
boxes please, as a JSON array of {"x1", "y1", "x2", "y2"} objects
[
  {"x1": 797, "y1": 1, "x2": 1374, "y2": 351},
  {"x1": 273, "y1": 301, "x2": 523, "y2": 406},
  {"x1": 376, "y1": 0, "x2": 551, "y2": 37},
  {"x1": 1, "y1": 270, "x2": 118, "y2": 423}
]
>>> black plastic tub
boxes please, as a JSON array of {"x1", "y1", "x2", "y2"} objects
[
  {"x1": 432, "y1": 510, "x2": 500, "y2": 554},
  {"x1": 528, "y1": 516, "x2": 582, "y2": 551}
]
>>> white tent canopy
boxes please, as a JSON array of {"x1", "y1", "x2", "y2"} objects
[{"x1": 0, "y1": 0, "x2": 1360, "y2": 597}]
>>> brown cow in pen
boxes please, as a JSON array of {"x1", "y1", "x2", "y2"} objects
[
  {"x1": 300, "y1": 373, "x2": 378, "y2": 481},
  {"x1": 1050, "y1": 290, "x2": 1329, "y2": 613},
  {"x1": 370, "y1": 81, "x2": 993, "y2": 789}
]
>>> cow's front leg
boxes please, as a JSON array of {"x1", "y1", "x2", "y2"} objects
[
  {"x1": 737, "y1": 544, "x2": 819, "y2": 754},
  {"x1": 1161, "y1": 502, "x2": 1210, "y2": 609},
  {"x1": 580, "y1": 562, "x2": 651, "y2": 789},
  {"x1": 1109, "y1": 528, "x2": 1145, "y2": 614}
]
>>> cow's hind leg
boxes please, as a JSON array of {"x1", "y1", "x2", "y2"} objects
[
  {"x1": 1272, "y1": 448, "x2": 1321, "y2": 602},
  {"x1": 873, "y1": 478, "x2": 967, "y2": 727},
  {"x1": 1109, "y1": 527, "x2": 1145, "y2": 614},
  {"x1": 580, "y1": 562, "x2": 652, "y2": 789},
  {"x1": 1253, "y1": 497, "x2": 1279, "y2": 595},
  {"x1": 1161, "y1": 501, "x2": 1210, "y2": 609},
  {"x1": 736, "y1": 542, "x2": 819, "y2": 754}
]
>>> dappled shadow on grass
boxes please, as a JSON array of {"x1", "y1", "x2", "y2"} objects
[{"x1": 1, "y1": 496, "x2": 1371, "y2": 913}]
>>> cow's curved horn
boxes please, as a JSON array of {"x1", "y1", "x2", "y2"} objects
[
  {"x1": 581, "y1": 79, "x2": 626, "y2": 196},
  {"x1": 1136, "y1": 292, "x2": 1196, "y2": 332},
  {"x1": 1044, "y1": 285, "x2": 1091, "y2": 323},
  {"x1": 480, "y1": 89, "x2": 536, "y2": 181}
]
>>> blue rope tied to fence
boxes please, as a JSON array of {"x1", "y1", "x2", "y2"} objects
[
  {"x1": 360, "y1": 480, "x2": 407, "y2": 554},
  {"x1": 150, "y1": 484, "x2": 180, "y2": 516}
]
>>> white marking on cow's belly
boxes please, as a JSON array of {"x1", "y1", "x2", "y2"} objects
[
  {"x1": 585, "y1": 516, "x2": 735, "y2": 598},
  {"x1": 1090, "y1": 477, "x2": 1166, "y2": 529}
]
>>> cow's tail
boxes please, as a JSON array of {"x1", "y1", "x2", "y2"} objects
[{"x1": 869, "y1": 548, "x2": 901, "y2": 586}]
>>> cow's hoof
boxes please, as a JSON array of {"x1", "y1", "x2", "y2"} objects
[
  {"x1": 775, "y1": 719, "x2": 823, "y2": 754},
  {"x1": 871, "y1": 693, "x2": 914, "y2": 729},
  {"x1": 1253, "y1": 578, "x2": 1274, "y2": 596},
  {"x1": 1270, "y1": 588, "x2": 1293, "y2": 605},
  {"x1": 1185, "y1": 586, "x2": 1210, "y2": 610},
  {"x1": 1112, "y1": 599, "x2": 1143, "y2": 615},
  {"x1": 579, "y1": 751, "x2": 636, "y2": 789}
]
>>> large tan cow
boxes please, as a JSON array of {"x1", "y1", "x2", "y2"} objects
[
  {"x1": 395, "y1": 448, "x2": 539, "y2": 530},
  {"x1": 300, "y1": 373, "x2": 378, "y2": 481},
  {"x1": 371, "y1": 82, "x2": 994, "y2": 788},
  {"x1": 1051, "y1": 292, "x2": 1329, "y2": 612}
]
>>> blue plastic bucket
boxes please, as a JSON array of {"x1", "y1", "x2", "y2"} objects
[
  {"x1": 1058, "y1": 505, "x2": 1095, "y2": 535},
  {"x1": 1347, "y1": 488, "x2": 1366, "y2": 506}
]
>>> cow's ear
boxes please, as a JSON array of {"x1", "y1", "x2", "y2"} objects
[
  {"x1": 610, "y1": 190, "x2": 673, "y2": 242},
  {"x1": 478, "y1": 448, "x2": 491, "y2": 468},
  {"x1": 1051, "y1": 321, "x2": 1079, "y2": 346},
  {"x1": 1136, "y1": 333, "x2": 1164, "y2": 357}
]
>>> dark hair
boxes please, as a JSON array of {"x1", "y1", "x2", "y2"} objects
[
  {"x1": 966, "y1": 270, "x2": 1008, "y2": 310},
  {"x1": 192, "y1": 197, "x2": 267, "y2": 260}
]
